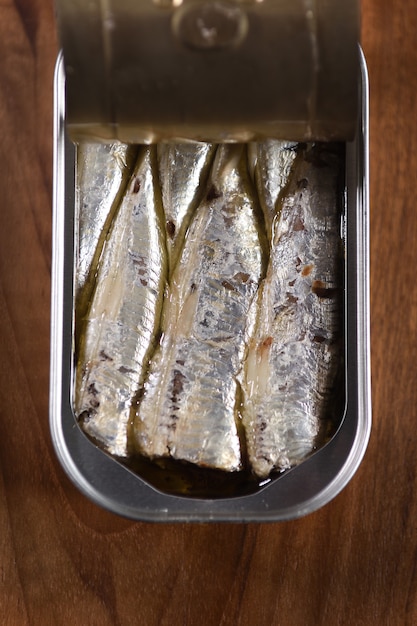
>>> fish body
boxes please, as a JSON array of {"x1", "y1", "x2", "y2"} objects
[
  {"x1": 75, "y1": 142, "x2": 138, "y2": 310},
  {"x1": 75, "y1": 147, "x2": 167, "y2": 457},
  {"x1": 241, "y1": 144, "x2": 343, "y2": 478},
  {"x1": 132, "y1": 145, "x2": 266, "y2": 472},
  {"x1": 248, "y1": 140, "x2": 298, "y2": 240},
  {"x1": 157, "y1": 142, "x2": 215, "y2": 271}
]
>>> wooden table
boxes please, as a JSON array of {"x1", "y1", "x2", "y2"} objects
[{"x1": 0, "y1": 1, "x2": 415, "y2": 623}]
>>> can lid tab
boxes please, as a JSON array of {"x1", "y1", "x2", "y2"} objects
[{"x1": 56, "y1": 0, "x2": 360, "y2": 143}]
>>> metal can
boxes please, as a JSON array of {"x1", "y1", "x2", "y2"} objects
[{"x1": 50, "y1": 50, "x2": 370, "y2": 522}]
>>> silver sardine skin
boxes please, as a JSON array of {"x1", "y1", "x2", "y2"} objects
[
  {"x1": 248, "y1": 140, "x2": 298, "y2": 240},
  {"x1": 75, "y1": 147, "x2": 167, "y2": 457},
  {"x1": 157, "y1": 142, "x2": 215, "y2": 271},
  {"x1": 133, "y1": 145, "x2": 265, "y2": 472},
  {"x1": 241, "y1": 144, "x2": 343, "y2": 478},
  {"x1": 75, "y1": 142, "x2": 137, "y2": 302}
]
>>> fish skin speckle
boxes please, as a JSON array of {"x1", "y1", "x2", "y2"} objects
[
  {"x1": 293, "y1": 216, "x2": 305, "y2": 231},
  {"x1": 88, "y1": 382, "x2": 99, "y2": 396},
  {"x1": 221, "y1": 280, "x2": 237, "y2": 292},
  {"x1": 166, "y1": 220, "x2": 176, "y2": 238},
  {"x1": 119, "y1": 365, "x2": 136, "y2": 374},
  {"x1": 133, "y1": 178, "x2": 141, "y2": 193},
  {"x1": 286, "y1": 293, "x2": 298, "y2": 304},
  {"x1": 234, "y1": 272, "x2": 250, "y2": 283},
  {"x1": 206, "y1": 185, "x2": 222, "y2": 201},
  {"x1": 312, "y1": 282, "x2": 338, "y2": 298}
]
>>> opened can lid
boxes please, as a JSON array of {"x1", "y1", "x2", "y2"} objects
[{"x1": 56, "y1": 0, "x2": 360, "y2": 143}]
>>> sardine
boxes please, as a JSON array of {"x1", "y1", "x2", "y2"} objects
[
  {"x1": 248, "y1": 140, "x2": 298, "y2": 240},
  {"x1": 157, "y1": 142, "x2": 216, "y2": 271},
  {"x1": 75, "y1": 142, "x2": 138, "y2": 314},
  {"x1": 132, "y1": 144, "x2": 266, "y2": 472},
  {"x1": 241, "y1": 144, "x2": 343, "y2": 478},
  {"x1": 75, "y1": 146, "x2": 167, "y2": 458}
]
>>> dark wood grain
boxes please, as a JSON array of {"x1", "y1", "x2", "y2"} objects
[{"x1": 0, "y1": 0, "x2": 416, "y2": 624}]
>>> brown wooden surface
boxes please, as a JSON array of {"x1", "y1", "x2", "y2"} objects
[{"x1": 0, "y1": 1, "x2": 416, "y2": 624}]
